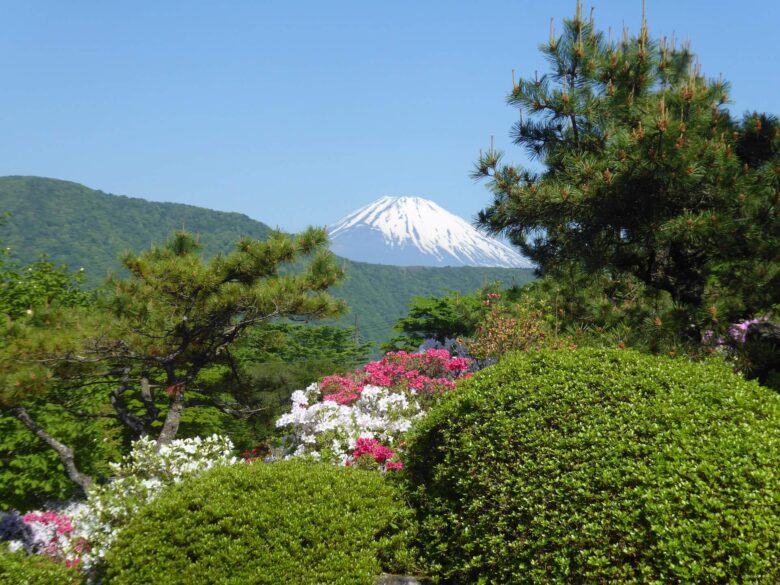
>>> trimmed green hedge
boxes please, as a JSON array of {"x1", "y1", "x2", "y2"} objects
[
  {"x1": 104, "y1": 460, "x2": 414, "y2": 585},
  {"x1": 0, "y1": 548, "x2": 81, "y2": 585},
  {"x1": 404, "y1": 348, "x2": 780, "y2": 584}
]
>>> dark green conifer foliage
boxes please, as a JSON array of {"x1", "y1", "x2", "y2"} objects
[
  {"x1": 475, "y1": 2, "x2": 779, "y2": 328},
  {"x1": 1, "y1": 228, "x2": 345, "y2": 494},
  {"x1": 85, "y1": 227, "x2": 346, "y2": 447},
  {"x1": 193, "y1": 322, "x2": 372, "y2": 445}
]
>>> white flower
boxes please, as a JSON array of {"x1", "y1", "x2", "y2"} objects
[
  {"x1": 290, "y1": 390, "x2": 309, "y2": 407},
  {"x1": 276, "y1": 383, "x2": 422, "y2": 465},
  {"x1": 46, "y1": 434, "x2": 239, "y2": 579}
]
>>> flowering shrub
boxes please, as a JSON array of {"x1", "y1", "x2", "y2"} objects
[
  {"x1": 465, "y1": 300, "x2": 572, "y2": 360},
  {"x1": 3, "y1": 507, "x2": 86, "y2": 569},
  {"x1": 19, "y1": 511, "x2": 78, "y2": 565},
  {"x1": 703, "y1": 315, "x2": 769, "y2": 348},
  {"x1": 68, "y1": 434, "x2": 236, "y2": 576},
  {"x1": 703, "y1": 316, "x2": 779, "y2": 388},
  {"x1": 276, "y1": 349, "x2": 472, "y2": 468},
  {"x1": 320, "y1": 349, "x2": 471, "y2": 405},
  {"x1": 4, "y1": 434, "x2": 237, "y2": 581},
  {"x1": 351, "y1": 438, "x2": 403, "y2": 470},
  {"x1": 276, "y1": 384, "x2": 418, "y2": 468},
  {"x1": 728, "y1": 316, "x2": 770, "y2": 344}
]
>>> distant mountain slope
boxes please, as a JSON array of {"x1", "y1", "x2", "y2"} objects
[
  {"x1": 0, "y1": 177, "x2": 535, "y2": 347},
  {"x1": 329, "y1": 196, "x2": 531, "y2": 268},
  {"x1": 328, "y1": 261, "x2": 533, "y2": 347},
  {"x1": 0, "y1": 176, "x2": 272, "y2": 284}
]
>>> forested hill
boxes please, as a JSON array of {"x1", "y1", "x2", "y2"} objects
[
  {"x1": 0, "y1": 176, "x2": 272, "y2": 283},
  {"x1": 326, "y1": 261, "x2": 533, "y2": 346},
  {"x1": 0, "y1": 176, "x2": 535, "y2": 346}
]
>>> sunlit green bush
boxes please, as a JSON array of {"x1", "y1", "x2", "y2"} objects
[
  {"x1": 405, "y1": 348, "x2": 780, "y2": 584},
  {"x1": 104, "y1": 460, "x2": 415, "y2": 585},
  {"x1": 0, "y1": 547, "x2": 81, "y2": 585}
]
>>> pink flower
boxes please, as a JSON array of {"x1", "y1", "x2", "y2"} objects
[
  {"x1": 321, "y1": 374, "x2": 366, "y2": 404},
  {"x1": 351, "y1": 438, "x2": 403, "y2": 470}
]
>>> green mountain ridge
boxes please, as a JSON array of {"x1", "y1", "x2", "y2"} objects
[
  {"x1": 0, "y1": 176, "x2": 273, "y2": 281},
  {"x1": 0, "y1": 176, "x2": 535, "y2": 347}
]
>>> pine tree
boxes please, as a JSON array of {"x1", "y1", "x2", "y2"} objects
[
  {"x1": 1, "y1": 227, "x2": 345, "y2": 493},
  {"x1": 474, "y1": 1, "x2": 779, "y2": 330}
]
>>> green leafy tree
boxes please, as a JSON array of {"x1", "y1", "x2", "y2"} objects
[
  {"x1": 383, "y1": 290, "x2": 491, "y2": 352},
  {"x1": 1, "y1": 212, "x2": 94, "y2": 319},
  {"x1": 1, "y1": 228, "x2": 344, "y2": 495},
  {"x1": 0, "y1": 225, "x2": 116, "y2": 509},
  {"x1": 474, "y1": 2, "x2": 779, "y2": 332}
]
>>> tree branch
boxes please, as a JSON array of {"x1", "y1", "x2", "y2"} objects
[{"x1": 8, "y1": 406, "x2": 93, "y2": 495}]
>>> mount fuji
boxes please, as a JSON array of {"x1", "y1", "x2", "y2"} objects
[{"x1": 328, "y1": 196, "x2": 532, "y2": 268}]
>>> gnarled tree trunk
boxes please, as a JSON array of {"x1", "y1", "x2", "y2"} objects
[{"x1": 156, "y1": 384, "x2": 185, "y2": 448}]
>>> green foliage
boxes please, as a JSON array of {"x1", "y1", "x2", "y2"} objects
[
  {"x1": 0, "y1": 402, "x2": 121, "y2": 511},
  {"x1": 0, "y1": 548, "x2": 82, "y2": 585},
  {"x1": 475, "y1": 6, "x2": 779, "y2": 326},
  {"x1": 383, "y1": 290, "x2": 488, "y2": 352},
  {"x1": 104, "y1": 460, "x2": 416, "y2": 585},
  {"x1": 508, "y1": 267, "x2": 695, "y2": 354},
  {"x1": 1, "y1": 176, "x2": 536, "y2": 348},
  {"x1": 0, "y1": 258, "x2": 94, "y2": 321},
  {"x1": 0, "y1": 243, "x2": 121, "y2": 509},
  {"x1": 305, "y1": 262, "x2": 534, "y2": 350},
  {"x1": 1, "y1": 225, "x2": 345, "y2": 497},
  {"x1": 191, "y1": 322, "x2": 372, "y2": 447},
  {"x1": 464, "y1": 295, "x2": 570, "y2": 360},
  {"x1": 405, "y1": 348, "x2": 780, "y2": 584},
  {"x1": 239, "y1": 322, "x2": 371, "y2": 369},
  {"x1": 0, "y1": 176, "x2": 271, "y2": 288},
  {"x1": 6, "y1": 227, "x2": 343, "y2": 418}
]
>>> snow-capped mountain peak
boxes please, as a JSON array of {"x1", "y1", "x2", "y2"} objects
[{"x1": 327, "y1": 196, "x2": 532, "y2": 268}]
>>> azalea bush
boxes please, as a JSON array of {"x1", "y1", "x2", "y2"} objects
[
  {"x1": 405, "y1": 348, "x2": 780, "y2": 583},
  {"x1": 67, "y1": 434, "x2": 237, "y2": 575},
  {"x1": 3, "y1": 434, "x2": 237, "y2": 581},
  {"x1": 103, "y1": 460, "x2": 417, "y2": 585},
  {"x1": 0, "y1": 547, "x2": 82, "y2": 585},
  {"x1": 703, "y1": 315, "x2": 779, "y2": 387},
  {"x1": 276, "y1": 349, "x2": 472, "y2": 469},
  {"x1": 14, "y1": 510, "x2": 81, "y2": 565}
]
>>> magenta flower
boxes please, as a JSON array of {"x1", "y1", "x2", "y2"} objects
[{"x1": 351, "y1": 438, "x2": 403, "y2": 470}]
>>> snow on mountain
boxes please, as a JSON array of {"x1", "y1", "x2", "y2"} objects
[{"x1": 328, "y1": 196, "x2": 532, "y2": 268}]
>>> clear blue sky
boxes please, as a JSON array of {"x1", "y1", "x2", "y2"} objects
[{"x1": 1, "y1": 1, "x2": 777, "y2": 232}]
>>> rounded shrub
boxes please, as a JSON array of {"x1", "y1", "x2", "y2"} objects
[
  {"x1": 0, "y1": 548, "x2": 82, "y2": 585},
  {"x1": 404, "y1": 348, "x2": 780, "y2": 584},
  {"x1": 104, "y1": 460, "x2": 414, "y2": 585}
]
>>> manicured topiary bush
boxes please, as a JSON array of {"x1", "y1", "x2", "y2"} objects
[
  {"x1": 0, "y1": 547, "x2": 82, "y2": 585},
  {"x1": 404, "y1": 348, "x2": 780, "y2": 584},
  {"x1": 104, "y1": 460, "x2": 415, "y2": 585}
]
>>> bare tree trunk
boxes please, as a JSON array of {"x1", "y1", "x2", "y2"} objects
[
  {"x1": 9, "y1": 406, "x2": 93, "y2": 496},
  {"x1": 156, "y1": 385, "x2": 185, "y2": 448}
]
